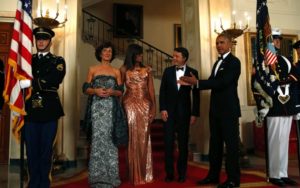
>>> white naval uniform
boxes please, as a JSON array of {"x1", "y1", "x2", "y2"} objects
[
  {"x1": 266, "y1": 55, "x2": 294, "y2": 179},
  {"x1": 266, "y1": 116, "x2": 293, "y2": 178}
]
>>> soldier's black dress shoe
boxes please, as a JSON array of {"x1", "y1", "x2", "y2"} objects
[
  {"x1": 269, "y1": 178, "x2": 285, "y2": 187},
  {"x1": 178, "y1": 176, "x2": 186, "y2": 183},
  {"x1": 196, "y1": 176, "x2": 219, "y2": 185},
  {"x1": 164, "y1": 175, "x2": 174, "y2": 182},
  {"x1": 281, "y1": 177, "x2": 298, "y2": 185},
  {"x1": 217, "y1": 181, "x2": 240, "y2": 188}
]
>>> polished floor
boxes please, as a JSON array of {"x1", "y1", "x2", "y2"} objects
[
  {"x1": 0, "y1": 154, "x2": 299, "y2": 188},
  {"x1": 0, "y1": 159, "x2": 87, "y2": 188}
]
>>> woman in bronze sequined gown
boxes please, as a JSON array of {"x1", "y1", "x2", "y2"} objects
[{"x1": 121, "y1": 44, "x2": 156, "y2": 185}]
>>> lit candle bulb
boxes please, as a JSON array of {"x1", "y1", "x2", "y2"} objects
[
  {"x1": 238, "y1": 20, "x2": 242, "y2": 29},
  {"x1": 247, "y1": 16, "x2": 250, "y2": 26},
  {"x1": 40, "y1": 0, "x2": 43, "y2": 16},
  {"x1": 56, "y1": 0, "x2": 59, "y2": 13},
  {"x1": 232, "y1": 10, "x2": 236, "y2": 24},
  {"x1": 214, "y1": 20, "x2": 217, "y2": 30},
  {"x1": 64, "y1": 5, "x2": 68, "y2": 20}
]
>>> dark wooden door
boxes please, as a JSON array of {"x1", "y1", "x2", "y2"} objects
[{"x1": 0, "y1": 22, "x2": 13, "y2": 164}]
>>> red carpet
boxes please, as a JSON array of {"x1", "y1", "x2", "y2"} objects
[
  {"x1": 52, "y1": 121, "x2": 276, "y2": 188},
  {"x1": 52, "y1": 159, "x2": 275, "y2": 188}
]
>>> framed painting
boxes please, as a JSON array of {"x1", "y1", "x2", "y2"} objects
[
  {"x1": 113, "y1": 3, "x2": 143, "y2": 38},
  {"x1": 174, "y1": 24, "x2": 182, "y2": 48},
  {"x1": 244, "y1": 32, "x2": 298, "y2": 106}
]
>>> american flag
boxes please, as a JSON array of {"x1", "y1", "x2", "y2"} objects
[
  {"x1": 3, "y1": 0, "x2": 33, "y2": 141},
  {"x1": 265, "y1": 43, "x2": 277, "y2": 65},
  {"x1": 251, "y1": 0, "x2": 278, "y2": 114}
]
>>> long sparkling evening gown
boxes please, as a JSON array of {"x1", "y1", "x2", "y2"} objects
[
  {"x1": 123, "y1": 67, "x2": 154, "y2": 185},
  {"x1": 88, "y1": 75, "x2": 121, "y2": 188}
]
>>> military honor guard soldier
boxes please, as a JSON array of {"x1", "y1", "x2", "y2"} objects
[
  {"x1": 20, "y1": 27, "x2": 66, "y2": 188},
  {"x1": 264, "y1": 29, "x2": 299, "y2": 187},
  {"x1": 293, "y1": 40, "x2": 300, "y2": 116}
]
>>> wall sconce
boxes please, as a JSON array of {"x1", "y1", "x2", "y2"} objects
[
  {"x1": 87, "y1": 17, "x2": 96, "y2": 39},
  {"x1": 33, "y1": 0, "x2": 68, "y2": 29}
]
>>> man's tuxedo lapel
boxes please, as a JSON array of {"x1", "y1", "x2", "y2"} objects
[
  {"x1": 211, "y1": 60, "x2": 219, "y2": 77},
  {"x1": 184, "y1": 66, "x2": 190, "y2": 76},
  {"x1": 214, "y1": 53, "x2": 232, "y2": 77},
  {"x1": 222, "y1": 53, "x2": 232, "y2": 63},
  {"x1": 171, "y1": 66, "x2": 178, "y2": 90}
]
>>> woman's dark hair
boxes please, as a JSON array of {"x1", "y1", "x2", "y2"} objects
[
  {"x1": 174, "y1": 47, "x2": 189, "y2": 62},
  {"x1": 0, "y1": 59, "x2": 4, "y2": 72},
  {"x1": 123, "y1": 43, "x2": 144, "y2": 70},
  {"x1": 95, "y1": 41, "x2": 116, "y2": 62}
]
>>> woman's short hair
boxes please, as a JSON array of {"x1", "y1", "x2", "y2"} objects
[{"x1": 95, "y1": 41, "x2": 116, "y2": 62}]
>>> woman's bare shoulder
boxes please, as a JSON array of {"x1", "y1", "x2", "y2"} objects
[
  {"x1": 144, "y1": 65, "x2": 152, "y2": 72},
  {"x1": 88, "y1": 64, "x2": 100, "y2": 71}
]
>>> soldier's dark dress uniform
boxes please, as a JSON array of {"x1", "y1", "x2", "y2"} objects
[
  {"x1": 265, "y1": 31, "x2": 299, "y2": 186},
  {"x1": 25, "y1": 52, "x2": 65, "y2": 121},
  {"x1": 23, "y1": 27, "x2": 66, "y2": 188},
  {"x1": 267, "y1": 55, "x2": 299, "y2": 116},
  {"x1": 293, "y1": 40, "x2": 300, "y2": 114}
]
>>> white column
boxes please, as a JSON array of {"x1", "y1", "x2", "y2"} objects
[
  {"x1": 180, "y1": 0, "x2": 233, "y2": 155},
  {"x1": 53, "y1": 0, "x2": 81, "y2": 161}
]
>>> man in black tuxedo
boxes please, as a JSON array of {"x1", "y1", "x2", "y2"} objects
[
  {"x1": 159, "y1": 47, "x2": 200, "y2": 183},
  {"x1": 180, "y1": 33, "x2": 241, "y2": 188}
]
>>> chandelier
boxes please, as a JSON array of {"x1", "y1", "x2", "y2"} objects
[
  {"x1": 214, "y1": 11, "x2": 251, "y2": 41},
  {"x1": 33, "y1": 0, "x2": 68, "y2": 29}
]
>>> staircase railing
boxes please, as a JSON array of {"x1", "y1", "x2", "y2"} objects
[{"x1": 82, "y1": 9, "x2": 172, "y2": 78}]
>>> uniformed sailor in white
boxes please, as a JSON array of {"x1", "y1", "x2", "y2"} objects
[{"x1": 266, "y1": 28, "x2": 299, "y2": 187}]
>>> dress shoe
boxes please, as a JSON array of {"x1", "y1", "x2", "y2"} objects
[
  {"x1": 217, "y1": 181, "x2": 240, "y2": 188},
  {"x1": 281, "y1": 177, "x2": 298, "y2": 185},
  {"x1": 269, "y1": 178, "x2": 285, "y2": 187},
  {"x1": 164, "y1": 175, "x2": 174, "y2": 182},
  {"x1": 178, "y1": 176, "x2": 186, "y2": 183},
  {"x1": 196, "y1": 177, "x2": 219, "y2": 185}
]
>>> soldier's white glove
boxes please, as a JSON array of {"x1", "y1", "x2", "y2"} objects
[
  {"x1": 19, "y1": 79, "x2": 31, "y2": 89},
  {"x1": 259, "y1": 108, "x2": 269, "y2": 118},
  {"x1": 293, "y1": 113, "x2": 300, "y2": 120},
  {"x1": 255, "y1": 108, "x2": 269, "y2": 124}
]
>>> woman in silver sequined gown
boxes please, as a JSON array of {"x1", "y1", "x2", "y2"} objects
[{"x1": 83, "y1": 42, "x2": 123, "y2": 188}]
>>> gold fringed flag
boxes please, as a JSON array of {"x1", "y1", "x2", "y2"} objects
[
  {"x1": 251, "y1": 0, "x2": 278, "y2": 122},
  {"x1": 3, "y1": 0, "x2": 33, "y2": 141}
]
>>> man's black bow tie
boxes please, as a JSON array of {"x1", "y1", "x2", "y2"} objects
[
  {"x1": 176, "y1": 67, "x2": 184, "y2": 71},
  {"x1": 218, "y1": 55, "x2": 223, "y2": 61}
]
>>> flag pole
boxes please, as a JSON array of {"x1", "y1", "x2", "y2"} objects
[
  {"x1": 263, "y1": 118, "x2": 269, "y2": 181},
  {"x1": 295, "y1": 120, "x2": 300, "y2": 175},
  {"x1": 20, "y1": 127, "x2": 24, "y2": 188},
  {"x1": 20, "y1": 87, "x2": 26, "y2": 188}
]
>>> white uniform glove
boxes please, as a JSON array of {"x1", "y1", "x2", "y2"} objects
[
  {"x1": 19, "y1": 79, "x2": 31, "y2": 89},
  {"x1": 259, "y1": 108, "x2": 269, "y2": 118},
  {"x1": 294, "y1": 113, "x2": 300, "y2": 120},
  {"x1": 255, "y1": 108, "x2": 269, "y2": 124}
]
